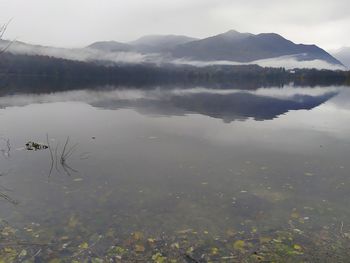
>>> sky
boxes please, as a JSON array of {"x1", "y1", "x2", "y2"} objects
[{"x1": 0, "y1": 0, "x2": 349, "y2": 51}]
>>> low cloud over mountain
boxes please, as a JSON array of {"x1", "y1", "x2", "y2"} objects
[{"x1": 1, "y1": 30, "x2": 344, "y2": 70}]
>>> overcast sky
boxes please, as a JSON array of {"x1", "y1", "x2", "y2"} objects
[{"x1": 0, "y1": 0, "x2": 349, "y2": 50}]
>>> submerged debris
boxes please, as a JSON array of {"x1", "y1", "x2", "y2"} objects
[{"x1": 25, "y1": 141, "x2": 48, "y2": 151}]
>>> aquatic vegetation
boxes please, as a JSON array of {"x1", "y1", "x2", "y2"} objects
[{"x1": 25, "y1": 142, "x2": 48, "y2": 151}]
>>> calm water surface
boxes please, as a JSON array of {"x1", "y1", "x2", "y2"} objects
[{"x1": 0, "y1": 85, "x2": 349, "y2": 262}]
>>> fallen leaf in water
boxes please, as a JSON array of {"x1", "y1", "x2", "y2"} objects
[
  {"x1": 133, "y1": 231, "x2": 144, "y2": 240},
  {"x1": 108, "y1": 246, "x2": 126, "y2": 256},
  {"x1": 233, "y1": 240, "x2": 246, "y2": 252},
  {"x1": 177, "y1": 229, "x2": 193, "y2": 234},
  {"x1": 73, "y1": 178, "x2": 83, "y2": 182},
  {"x1": 135, "y1": 244, "x2": 145, "y2": 252},
  {"x1": 79, "y1": 242, "x2": 89, "y2": 249},
  {"x1": 260, "y1": 236, "x2": 272, "y2": 243},
  {"x1": 186, "y1": 246, "x2": 194, "y2": 253},
  {"x1": 152, "y1": 252, "x2": 167, "y2": 263},
  {"x1": 148, "y1": 238, "x2": 156, "y2": 243},
  {"x1": 226, "y1": 229, "x2": 236, "y2": 237},
  {"x1": 68, "y1": 215, "x2": 79, "y2": 228},
  {"x1": 18, "y1": 249, "x2": 27, "y2": 258},
  {"x1": 294, "y1": 244, "x2": 302, "y2": 251},
  {"x1": 171, "y1": 242, "x2": 180, "y2": 249},
  {"x1": 211, "y1": 247, "x2": 219, "y2": 255},
  {"x1": 291, "y1": 211, "x2": 300, "y2": 219}
]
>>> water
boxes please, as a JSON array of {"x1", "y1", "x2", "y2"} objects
[{"x1": 0, "y1": 84, "x2": 350, "y2": 262}]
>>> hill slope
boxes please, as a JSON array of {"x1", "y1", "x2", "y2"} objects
[
  {"x1": 171, "y1": 30, "x2": 342, "y2": 65},
  {"x1": 332, "y1": 47, "x2": 350, "y2": 68}
]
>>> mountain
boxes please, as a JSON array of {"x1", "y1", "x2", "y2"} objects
[
  {"x1": 87, "y1": 41, "x2": 133, "y2": 52},
  {"x1": 89, "y1": 35, "x2": 198, "y2": 53},
  {"x1": 171, "y1": 30, "x2": 342, "y2": 66},
  {"x1": 332, "y1": 47, "x2": 350, "y2": 68},
  {"x1": 128, "y1": 35, "x2": 198, "y2": 53}
]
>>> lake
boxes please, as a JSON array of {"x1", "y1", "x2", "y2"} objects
[{"x1": 0, "y1": 84, "x2": 350, "y2": 262}]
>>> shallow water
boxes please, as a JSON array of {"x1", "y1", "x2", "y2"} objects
[{"x1": 0, "y1": 85, "x2": 350, "y2": 262}]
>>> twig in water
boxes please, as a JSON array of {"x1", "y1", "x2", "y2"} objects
[
  {"x1": 0, "y1": 169, "x2": 11, "y2": 177},
  {"x1": 0, "y1": 191, "x2": 18, "y2": 205},
  {"x1": 60, "y1": 137, "x2": 78, "y2": 176},
  {"x1": 60, "y1": 136, "x2": 70, "y2": 165},
  {"x1": 340, "y1": 221, "x2": 344, "y2": 237},
  {"x1": 46, "y1": 134, "x2": 54, "y2": 177},
  {"x1": 0, "y1": 241, "x2": 51, "y2": 248},
  {"x1": 54, "y1": 142, "x2": 60, "y2": 173},
  {"x1": 45, "y1": 135, "x2": 79, "y2": 177},
  {"x1": 0, "y1": 137, "x2": 11, "y2": 158},
  {"x1": 184, "y1": 253, "x2": 201, "y2": 263}
]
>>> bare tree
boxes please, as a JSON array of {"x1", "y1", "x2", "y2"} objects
[{"x1": 0, "y1": 19, "x2": 12, "y2": 55}]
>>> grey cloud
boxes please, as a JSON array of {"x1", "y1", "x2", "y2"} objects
[{"x1": 0, "y1": 0, "x2": 348, "y2": 50}]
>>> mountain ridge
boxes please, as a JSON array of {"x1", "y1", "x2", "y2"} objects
[
  {"x1": 88, "y1": 30, "x2": 342, "y2": 66},
  {"x1": 170, "y1": 30, "x2": 342, "y2": 65}
]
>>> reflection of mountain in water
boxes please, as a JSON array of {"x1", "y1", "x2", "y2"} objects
[
  {"x1": 0, "y1": 84, "x2": 339, "y2": 122},
  {"x1": 92, "y1": 90, "x2": 337, "y2": 122}
]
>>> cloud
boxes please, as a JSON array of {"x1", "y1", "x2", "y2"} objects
[
  {"x1": 1, "y1": 40, "x2": 161, "y2": 64},
  {"x1": 173, "y1": 55, "x2": 345, "y2": 70},
  {"x1": 0, "y1": 0, "x2": 349, "y2": 50}
]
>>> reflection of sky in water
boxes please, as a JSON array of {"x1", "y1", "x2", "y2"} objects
[{"x1": 0, "y1": 85, "x2": 349, "y2": 246}]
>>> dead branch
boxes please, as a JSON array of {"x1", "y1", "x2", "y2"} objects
[
  {"x1": 0, "y1": 19, "x2": 13, "y2": 55},
  {"x1": 0, "y1": 137, "x2": 11, "y2": 158},
  {"x1": 0, "y1": 191, "x2": 18, "y2": 205},
  {"x1": 46, "y1": 134, "x2": 54, "y2": 177},
  {"x1": 45, "y1": 136, "x2": 78, "y2": 177}
]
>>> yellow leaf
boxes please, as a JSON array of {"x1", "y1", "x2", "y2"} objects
[
  {"x1": 171, "y1": 242, "x2": 180, "y2": 249},
  {"x1": 148, "y1": 238, "x2": 156, "y2": 243},
  {"x1": 294, "y1": 244, "x2": 302, "y2": 251},
  {"x1": 211, "y1": 247, "x2": 219, "y2": 255},
  {"x1": 79, "y1": 242, "x2": 89, "y2": 249},
  {"x1": 4, "y1": 247, "x2": 14, "y2": 253},
  {"x1": 233, "y1": 240, "x2": 246, "y2": 252},
  {"x1": 133, "y1": 231, "x2": 144, "y2": 240},
  {"x1": 260, "y1": 236, "x2": 272, "y2": 244},
  {"x1": 68, "y1": 215, "x2": 79, "y2": 228},
  {"x1": 226, "y1": 228, "x2": 236, "y2": 237},
  {"x1": 291, "y1": 211, "x2": 300, "y2": 219},
  {"x1": 186, "y1": 247, "x2": 194, "y2": 253},
  {"x1": 135, "y1": 244, "x2": 145, "y2": 252}
]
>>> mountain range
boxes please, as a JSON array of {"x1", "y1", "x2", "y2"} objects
[
  {"x1": 0, "y1": 30, "x2": 346, "y2": 70},
  {"x1": 88, "y1": 30, "x2": 343, "y2": 67}
]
